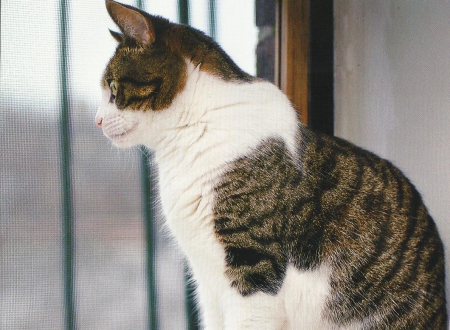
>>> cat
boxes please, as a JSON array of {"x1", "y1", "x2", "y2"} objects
[{"x1": 95, "y1": 1, "x2": 447, "y2": 329}]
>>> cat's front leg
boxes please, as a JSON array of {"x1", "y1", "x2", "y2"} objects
[
  {"x1": 197, "y1": 289, "x2": 224, "y2": 330},
  {"x1": 222, "y1": 289, "x2": 287, "y2": 330}
]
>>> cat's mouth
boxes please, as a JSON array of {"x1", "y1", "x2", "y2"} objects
[
  {"x1": 110, "y1": 128, "x2": 136, "y2": 140},
  {"x1": 102, "y1": 116, "x2": 139, "y2": 142}
]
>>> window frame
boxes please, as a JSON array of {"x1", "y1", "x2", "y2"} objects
[
  {"x1": 277, "y1": 0, "x2": 334, "y2": 134},
  {"x1": 277, "y1": 0, "x2": 309, "y2": 125}
]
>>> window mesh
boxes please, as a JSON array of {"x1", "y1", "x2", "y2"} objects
[{"x1": 1, "y1": 1, "x2": 266, "y2": 329}]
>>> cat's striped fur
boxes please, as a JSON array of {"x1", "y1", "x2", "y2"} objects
[
  {"x1": 215, "y1": 133, "x2": 446, "y2": 328},
  {"x1": 96, "y1": 1, "x2": 447, "y2": 328}
]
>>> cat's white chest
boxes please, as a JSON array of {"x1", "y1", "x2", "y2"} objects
[
  {"x1": 157, "y1": 152, "x2": 215, "y2": 236},
  {"x1": 155, "y1": 141, "x2": 229, "y2": 275},
  {"x1": 156, "y1": 145, "x2": 234, "y2": 328}
]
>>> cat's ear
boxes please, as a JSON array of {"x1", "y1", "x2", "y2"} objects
[
  {"x1": 105, "y1": 0, "x2": 155, "y2": 46},
  {"x1": 109, "y1": 29, "x2": 124, "y2": 43}
]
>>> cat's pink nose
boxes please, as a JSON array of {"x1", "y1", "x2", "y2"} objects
[{"x1": 95, "y1": 115, "x2": 103, "y2": 128}]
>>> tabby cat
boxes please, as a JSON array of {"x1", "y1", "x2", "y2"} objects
[{"x1": 95, "y1": 1, "x2": 447, "y2": 329}]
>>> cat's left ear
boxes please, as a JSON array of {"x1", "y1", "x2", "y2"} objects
[{"x1": 105, "y1": 0, "x2": 155, "y2": 45}]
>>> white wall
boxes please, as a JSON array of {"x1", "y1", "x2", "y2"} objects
[{"x1": 334, "y1": 0, "x2": 450, "y2": 302}]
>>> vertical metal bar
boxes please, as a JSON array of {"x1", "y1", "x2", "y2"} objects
[
  {"x1": 59, "y1": 1, "x2": 76, "y2": 329},
  {"x1": 178, "y1": 0, "x2": 190, "y2": 24},
  {"x1": 140, "y1": 149, "x2": 158, "y2": 330},
  {"x1": 208, "y1": 0, "x2": 217, "y2": 40},
  {"x1": 135, "y1": 2, "x2": 157, "y2": 329}
]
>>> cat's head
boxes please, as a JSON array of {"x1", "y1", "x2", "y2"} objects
[{"x1": 95, "y1": 0, "x2": 251, "y2": 148}]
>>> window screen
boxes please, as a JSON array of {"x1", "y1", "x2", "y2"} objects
[{"x1": 1, "y1": 1, "x2": 271, "y2": 329}]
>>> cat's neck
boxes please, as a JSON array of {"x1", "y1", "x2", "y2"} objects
[{"x1": 148, "y1": 61, "x2": 300, "y2": 171}]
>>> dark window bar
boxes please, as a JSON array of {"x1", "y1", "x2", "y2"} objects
[
  {"x1": 308, "y1": 0, "x2": 334, "y2": 135},
  {"x1": 209, "y1": 0, "x2": 217, "y2": 40},
  {"x1": 256, "y1": 0, "x2": 276, "y2": 83},
  {"x1": 176, "y1": 2, "x2": 201, "y2": 329},
  {"x1": 135, "y1": 1, "x2": 158, "y2": 329},
  {"x1": 58, "y1": 1, "x2": 76, "y2": 329},
  {"x1": 140, "y1": 148, "x2": 158, "y2": 330}
]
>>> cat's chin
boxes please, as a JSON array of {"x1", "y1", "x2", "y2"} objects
[
  {"x1": 108, "y1": 132, "x2": 140, "y2": 148},
  {"x1": 104, "y1": 126, "x2": 140, "y2": 148}
]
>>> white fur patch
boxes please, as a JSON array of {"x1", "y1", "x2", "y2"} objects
[{"x1": 281, "y1": 265, "x2": 332, "y2": 330}]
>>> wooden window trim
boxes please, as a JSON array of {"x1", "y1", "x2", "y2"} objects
[
  {"x1": 277, "y1": 0, "x2": 309, "y2": 125},
  {"x1": 277, "y1": 0, "x2": 334, "y2": 134}
]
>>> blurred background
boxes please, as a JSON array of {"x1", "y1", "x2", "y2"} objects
[{"x1": 0, "y1": 0, "x2": 273, "y2": 329}]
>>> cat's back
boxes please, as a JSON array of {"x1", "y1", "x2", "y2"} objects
[{"x1": 215, "y1": 128, "x2": 447, "y2": 329}]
